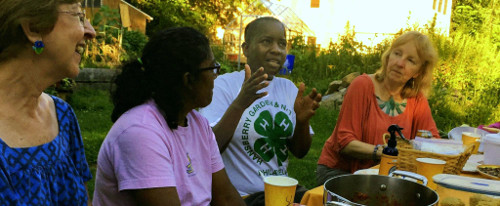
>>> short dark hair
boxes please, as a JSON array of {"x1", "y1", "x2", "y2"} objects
[
  {"x1": 0, "y1": 0, "x2": 80, "y2": 62},
  {"x1": 111, "y1": 27, "x2": 211, "y2": 129},
  {"x1": 244, "y1": 16, "x2": 285, "y2": 43}
]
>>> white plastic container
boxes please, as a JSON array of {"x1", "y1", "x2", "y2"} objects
[{"x1": 483, "y1": 133, "x2": 500, "y2": 165}]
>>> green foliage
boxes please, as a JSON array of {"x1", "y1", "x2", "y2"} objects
[
  {"x1": 212, "y1": 44, "x2": 235, "y2": 74},
  {"x1": 121, "y1": 29, "x2": 149, "y2": 61},
  {"x1": 44, "y1": 87, "x2": 58, "y2": 96},
  {"x1": 57, "y1": 78, "x2": 77, "y2": 91},
  {"x1": 70, "y1": 88, "x2": 113, "y2": 163},
  {"x1": 43, "y1": 78, "x2": 77, "y2": 99},
  {"x1": 91, "y1": 6, "x2": 121, "y2": 30},
  {"x1": 430, "y1": 31, "x2": 500, "y2": 132},
  {"x1": 69, "y1": 88, "x2": 113, "y2": 198},
  {"x1": 286, "y1": 25, "x2": 385, "y2": 94},
  {"x1": 288, "y1": 104, "x2": 339, "y2": 188},
  {"x1": 451, "y1": 0, "x2": 500, "y2": 49},
  {"x1": 452, "y1": 0, "x2": 488, "y2": 36},
  {"x1": 425, "y1": 0, "x2": 500, "y2": 132},
  {"x1": 134, "y1": 0, "x2": 210, "y2": 36},
  {"x1": 128, "y1": 0, "x2": 258, "y2": 38},
  {"x1": 82, "y1": 6, "x2": 124, "y2": 68}
]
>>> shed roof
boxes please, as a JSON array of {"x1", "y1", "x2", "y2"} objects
[{"x1": 120, "y1": 0, "x2": 153, "y2": 21}]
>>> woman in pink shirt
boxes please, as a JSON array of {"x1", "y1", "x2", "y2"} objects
[
  {"x1": 93, "y1": 27, "x2": 244, "y2": 206},
  {"x1": 317, "y1": 31, "x2": 440, "y2": 186}
]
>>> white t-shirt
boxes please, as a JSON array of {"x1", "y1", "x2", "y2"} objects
[{"x1": 200, "y1": 70, "x2": 313, "y2": 195}]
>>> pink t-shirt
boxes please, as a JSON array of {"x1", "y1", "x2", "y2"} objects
[{"x1": 93, "y1": 100, "x2": 224, "y2": 206}]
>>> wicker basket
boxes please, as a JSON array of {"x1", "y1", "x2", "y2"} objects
[{"x1": 382, "y1": 133, "x2": 475, "y2": 174}]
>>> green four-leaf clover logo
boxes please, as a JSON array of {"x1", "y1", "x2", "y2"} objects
[{"x1": 253, "y1": 110, "x2": 293, "y2": 166}]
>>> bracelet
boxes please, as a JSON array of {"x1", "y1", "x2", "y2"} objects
[{"x1": 373, "y1": 144, "x2": 383, "y2": 162}]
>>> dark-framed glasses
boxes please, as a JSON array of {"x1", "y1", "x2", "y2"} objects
[
  {"x1": 59, "y1": 10, "x2": 86, "y2": 26},
  {"x1": 199, "y1": 62, "x2": 221, "y2": 75}
]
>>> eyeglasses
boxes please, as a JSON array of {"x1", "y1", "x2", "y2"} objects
[
  {"x1": 199, "y1": 62, "x2": 221, "y2": 75},
  {"x1": 59, "y1": 10, "x2": 86, "y2": 26}
]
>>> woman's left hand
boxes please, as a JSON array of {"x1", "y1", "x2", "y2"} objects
[{"x1": 294, "y1": 83, "x2": 322, "y2": 123}]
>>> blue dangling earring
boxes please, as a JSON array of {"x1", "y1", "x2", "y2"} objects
[{"x1": 32, "y1": 40, "x2": 44, "y2": 54}]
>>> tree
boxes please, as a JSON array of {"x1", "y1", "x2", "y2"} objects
[
  {"x1": 127, "y1": 0, "x2": 259, "y2": 39},
  {"x1": 451, "y1": 0, "x2": 499, "y2": 37}
]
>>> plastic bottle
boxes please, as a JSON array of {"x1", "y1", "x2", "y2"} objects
[{"x1": 379, "y1": 124, "x2": 402, "y2": 175}]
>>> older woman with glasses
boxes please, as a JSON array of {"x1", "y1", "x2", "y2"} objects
[
  {"x1": 92, "y1": 27, "x2": 244, "y2": 206},
  {"x1": 0, "y1": 0, "x2": 96, "y2": 205}
]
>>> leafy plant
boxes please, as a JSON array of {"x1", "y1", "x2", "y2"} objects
[
  {"x1": 211, "y1": 44, "x2": 235, "y2": 74},
  {"x1": 56, "y1": 78, "x2": 77, "y2": 92},
  {"x1": 43, "y1": 78, "x2": 77, "y2": 100},
  {"x1": 129, "y1": 0, "x2": 261, "y2": 39},
  {"x1": 91, "y1": 5, "x2": 122, "y2": 42},
  {"x1": 81, "y1": 6, "x2": 124, "y2": 68},
  {"x1": 121, "y1": 29, "x2": 149, "y2": 61},
  {"x1": 286, "y1": 25, "x2": 384, "y2": 94}
]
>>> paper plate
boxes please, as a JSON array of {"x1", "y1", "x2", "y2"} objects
[
  {"x1": 353, "y1": 168, "x2": 379, "y2": 175},
  {"x1": 462, "y1": 162, "x2": 480, "y2": 173},
  {"x1": 462, "y1": 154, "x2": 484, "y2": 173},
  {"x1": 477, "y1": 165, "x2": 500, "y2": 180}
]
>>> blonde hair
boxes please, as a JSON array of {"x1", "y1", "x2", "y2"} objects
[{"x1": 374, "y1": 31, "x2": 438, "y2": 98}]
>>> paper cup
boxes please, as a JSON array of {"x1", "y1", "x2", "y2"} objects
[
  {"x1": 264, "y1": 176, "x2": 298, "y2": 206},
  {"x1": 416, "y1": 158, "x2": 446, "y2": 190},
  {"x1": 462, "y1": 132, "x2": 481, "y2": 154}
]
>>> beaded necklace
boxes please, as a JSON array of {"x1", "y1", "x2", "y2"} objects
[{"x1": 377, "y1": 96, "x2": 407, "y2": 116}]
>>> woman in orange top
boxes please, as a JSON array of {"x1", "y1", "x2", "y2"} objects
[{"x1": 316, "y1": 31, "x2": 440, "y2": 186}]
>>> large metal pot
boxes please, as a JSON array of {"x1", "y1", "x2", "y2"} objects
[{"x1": 323, "y1": 172, "x2": 439, "y2": 206}]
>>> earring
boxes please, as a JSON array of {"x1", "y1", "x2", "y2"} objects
[
  {"x1": 412, "y1": 78, "x2": 415, "y2": 89},
  {"x1": 32, "y1": 40, "x2": 44, "y2": 55}
]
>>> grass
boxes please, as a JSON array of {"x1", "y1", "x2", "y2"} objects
[
  {"x1": 69, "y1": 88, "x2": 114, "y2": 198},
  {"x1": 287, "y1": 105, "x2": 339, "y2": 188}
]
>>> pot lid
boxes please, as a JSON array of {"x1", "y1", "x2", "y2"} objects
[{"x1": 433, "y1": 174, "x2": 500, "y2": 196}]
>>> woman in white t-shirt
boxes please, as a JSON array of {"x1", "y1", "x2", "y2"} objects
[{"x1": 200, "y1": 17, "x2": 322, "y2": 205}]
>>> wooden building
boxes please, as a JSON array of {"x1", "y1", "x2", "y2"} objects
[{"x1": 82, "y1": 0, "x2": 153, "y2": 34}]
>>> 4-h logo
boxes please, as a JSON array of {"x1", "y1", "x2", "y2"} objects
[{"x1": 253, "y1": 110, "x2": 293, "y2": 166}]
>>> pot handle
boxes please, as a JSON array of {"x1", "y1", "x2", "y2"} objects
[
  {"x1": 325, "y1": 200, "x2": 353, "y2": 206},
  {"x1": 389, "y1": 170, "x2": 428, "y2": 186}
]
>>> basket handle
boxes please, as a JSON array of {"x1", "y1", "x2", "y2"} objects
[
  {"x1": 382, "y1": 133, "x2": 390, "y2": 146},
  {"x1": 463, "y1": 142, "x2": 475, "y2": 155},
  {"x1": 382, "y1": 132, "x2": 411, "y2": 146}
]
